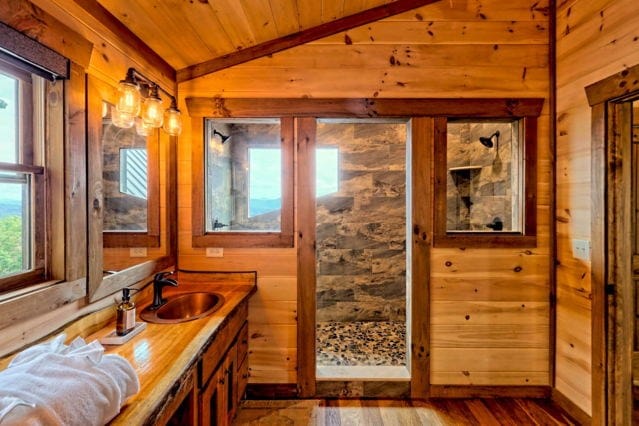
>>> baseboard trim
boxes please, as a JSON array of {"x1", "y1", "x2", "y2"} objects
[
  {"x1": 246, "y1": 383, "x2": 298, "y2": 399},
  {"x1": 551, "y1": 388, "x2": 591, "y2": 425},
  {"x1": 429, "y1": 385, "x2": 551, "y2": 398}
]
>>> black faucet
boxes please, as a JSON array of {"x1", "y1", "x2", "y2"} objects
[{"x1": 151, "y1": 271, "x2": 178, "y2": 309}]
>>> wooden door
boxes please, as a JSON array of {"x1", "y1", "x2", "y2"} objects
[
  {"x1": 631, "y1": 101, "x2": 639, "y2": 417},
  {"x1": 606, "y1": 99, "x2": 635, "y2": 425}
]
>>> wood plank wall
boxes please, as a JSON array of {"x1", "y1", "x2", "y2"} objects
[
  {"x1": 555, "y1": 0, "x2": 639, "y2": 416},
  {"x1": 0, "y1": 0, "x2": 175, "y2": 356},
  {"x1": 179, "y1": 0, "x2": 551, "y2": 386}
]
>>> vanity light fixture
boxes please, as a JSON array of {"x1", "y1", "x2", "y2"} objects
[{"x1": 115, "y1": 67, "x2": 182, "y2": 136}]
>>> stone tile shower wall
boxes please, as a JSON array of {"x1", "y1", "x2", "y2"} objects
[
  {"x1": 446, "y1": 122, "x2": 518, "y2": 231},
  {"x1": 315, "y1": 122, "x2": 407, "y2": 324}
]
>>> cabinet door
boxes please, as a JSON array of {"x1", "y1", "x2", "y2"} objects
[
  {"x1": 224, "y1": 344, "x2": 238, "y2": 422},
  {"x1": 199, "y1": 367, "x2": 227, "y2": 426}
]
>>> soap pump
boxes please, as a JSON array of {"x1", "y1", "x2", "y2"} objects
[{"x1": 116, "y1": 288, "x2": 136, "y2": 336}]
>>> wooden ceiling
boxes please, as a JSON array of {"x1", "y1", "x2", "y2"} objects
[{"x1": 95, "y1": 0, "x2": 437, "y2": 80}]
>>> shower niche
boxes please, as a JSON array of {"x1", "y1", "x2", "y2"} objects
[{"x1": 434, "y1": 117, "x2": 538, "y2": 247}]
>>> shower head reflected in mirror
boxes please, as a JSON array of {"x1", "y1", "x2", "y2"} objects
[
  {"x1": 479, "y1": 130, "x2": 500, "y2": 148},
  {"x1": 212, "y1": 128, "x2": 231, "y2": 144}
]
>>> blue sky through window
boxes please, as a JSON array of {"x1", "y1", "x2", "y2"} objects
[
  {"x1": 0, "y1": 73, "x2": 21, "y2": 211},
  {"x1": 316, "y1": 148, "x2": 338, "y2": 197},
  {"x1": 249, "y1": 148, "x2": 281, "y2": 217},
  {"x1": 248, "y1": 147, "x2": 339, "y2": 217}
]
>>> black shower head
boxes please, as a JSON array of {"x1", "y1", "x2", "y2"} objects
[
  {"x1": 479, "y1": 130, "x2": 500, "y2": 148},
  {"x1": 213, "y1": 128, "x2": 231, "y2": 144}
]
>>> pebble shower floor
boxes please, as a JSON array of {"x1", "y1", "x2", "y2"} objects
[{"x1": 315, "y1": 321, "x2": 406, "y2": 366}]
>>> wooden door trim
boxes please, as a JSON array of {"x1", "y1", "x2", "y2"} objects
[
  {"x1": 296, "y1": 117, "x2": 317, "y2": 397},
  {"x1": 410, "y1": 117, "x2": 434, "y2": 398},
  {"x1": 587, "y1": 62, "x2": 639, "y2": 425}
]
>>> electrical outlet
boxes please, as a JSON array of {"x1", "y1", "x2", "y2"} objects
[
  {"x1": 130, "y1": 247, "x2": 147, "y2": 258},
  {"x1": 206, "y1": 247, "x2": 224, "y2": 258},
  {"x1": 572, "y1": 239, "x2": 590, "y2": 261}
]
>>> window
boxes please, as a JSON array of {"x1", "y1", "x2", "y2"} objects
[
  {"x1": 248, "y1": 148, "x2": 281, "y2": 218},
  {"x1": 192, "y1": 117, "x2": 294, "y2": 248},
  {"x1": 120, "y1": 148, "x2": 148, "y2": 200},
  {"x1": 0, "y1": 60, "x2": 46, "y2": 291},
  {"x1": 316, "y1": 148, "x2": 339, "y2": 197},
  {"x1": 433, "y1": 116, "x2": 538, "y2": 247}
]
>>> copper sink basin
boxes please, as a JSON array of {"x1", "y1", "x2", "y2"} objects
[{"x1": 140, "y1": 292, "x2": 225, "y2": 324}]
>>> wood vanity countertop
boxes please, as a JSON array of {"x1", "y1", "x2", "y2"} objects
[{"x1": 88, "y1": 282, "x2": 256, "y2": 425}]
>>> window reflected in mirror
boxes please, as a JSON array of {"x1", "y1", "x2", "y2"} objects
[
  {"x1": 205, "y1": 118, "x2": 282, "y2": 232},
  {"x1": 445, "y1": 119, "x2": 522, "y2": 233},
  {"x1": 102, "y1": 102, "x2": 149, "y2": 232}
]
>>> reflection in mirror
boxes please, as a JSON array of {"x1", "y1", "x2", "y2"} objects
[
  {"x1": 205, "y1": 118, "x2": 282, "y2": 232},
  {"x1": 102, "y1": 102, "x2": 149, "y2": 232},
  {"x1": 87, "y1": 76, "x2": 175, "y2": 302},
  {"x1": 445, "y1": 119, "x2": 522, "y2": 233}
]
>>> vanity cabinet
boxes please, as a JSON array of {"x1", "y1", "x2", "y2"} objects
[{"x1": 198, "y1": 300, "x2": 249, "y2": 426}]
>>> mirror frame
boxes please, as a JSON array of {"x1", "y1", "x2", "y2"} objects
[{"x1": 86, "y1": 75, "x2": 176, "y2": 302}]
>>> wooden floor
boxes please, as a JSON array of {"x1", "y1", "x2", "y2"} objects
[{"x1": 233, "y1": 398, "x2": 577, "y2": 425}]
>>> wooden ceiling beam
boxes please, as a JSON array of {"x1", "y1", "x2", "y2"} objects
[
  {"x1": 71, "y1": 0, "x2": 175, "y2": 83},
  {"x1": 176, "y1": 0, "x2": 442, "y2": 83}
]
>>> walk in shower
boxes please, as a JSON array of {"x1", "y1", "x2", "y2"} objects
[{"x1": 314, "y1": 119, "x2": 409, "y2": 379}]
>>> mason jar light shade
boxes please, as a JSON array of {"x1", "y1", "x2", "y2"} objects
[
  {"x1": 142, "y1": 96, "x2": 164, "y2": 128},
  {"x1": 111, "y1": 105, "x2": 134, "y2": 128},
  {"x1": 116, "y1": 80, "x2": 141, "y2": 116},
  {"x1": 135, "y1": 116, "x2": 152, "y2": 136},
  {"x1": 163, "y1": 107, "x2": 182, "y2": 136}
]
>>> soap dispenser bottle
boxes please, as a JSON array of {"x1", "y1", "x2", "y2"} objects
[{"x1": 116, "y1": 288, "x2": 136, "y2": 336}]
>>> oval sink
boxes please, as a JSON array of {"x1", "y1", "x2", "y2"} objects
[{"x1": 140, "y1": 292, "x2": 225, "y2": 324}]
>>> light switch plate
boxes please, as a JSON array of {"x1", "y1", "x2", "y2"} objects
[
  {"x1": 572, "y1": 239, "x2": 590, "y2": 261},
  {"x1": 206, "y1": 247, "x2": 224, "y2": 258},
  {"x1": 130, "y1": 247, "x2": 147, "y2": 257}
]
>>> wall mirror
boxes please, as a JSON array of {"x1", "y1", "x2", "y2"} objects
[
  {"x1": 87, "y1": 76, "x2": 175, "y2": 302},
  {"x1": 433, "y1": 116, "x2": 537, "y2": 247},
  {"x1": 101, "y1": 101, "x2": 160, "y2": 247}
]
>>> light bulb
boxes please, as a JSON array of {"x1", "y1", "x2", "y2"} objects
[
  {"x1": 142, "y1": 96, "x2": 163, "y2": 128},
  {"x1": 116, "y1": 80, "x2": 141, "y2": 116},
  {"x1": 111, "y1": 105, "x2": 134, "y2": 128},
  {"x1": 163, "y1": 107, "x2": 182, "y2": 136}
]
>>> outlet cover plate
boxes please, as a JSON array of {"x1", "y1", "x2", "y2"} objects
[
  {"x1": 572, "y1": 239, "x2": 590, "y2": 261},
  {"x1": 130, "y1": 247, "x2": 147, "y2": 257},
  {"x1": 206, "y1": 247, "x2": 224, "y2": 258}
]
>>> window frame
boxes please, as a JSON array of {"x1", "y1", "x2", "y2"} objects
[
  {"x1": 0, "y1": 59, "x2": 47, "y2": 293},
  {"x1": 98, "y1": 94, "x2": 161, "y2": 248},
  {"x1": 433, "y1": 115, "x2": 538, "y2": 248},
  {"x1": 191, "y1": 116, "x2": 295, "y2": 248}
]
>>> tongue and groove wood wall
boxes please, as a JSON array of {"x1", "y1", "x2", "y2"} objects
[
  {"x1": 555, "y1": 0, "x2": 639, "y2": 417},
  {"x1": 178, "y1": 0, "x2": 552, "y2": 389}
]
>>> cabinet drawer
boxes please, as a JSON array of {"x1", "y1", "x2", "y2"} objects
[
  {"x1": 236, "y1": 322, "x2": 248, "y2": 371},
  {"x1": 236, "y1": 356, "x2": 249, "y2": 403}
]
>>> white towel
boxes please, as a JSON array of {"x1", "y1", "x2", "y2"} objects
[{"x1": 0, "y1": 334, "x2": 139, "y2": 426}]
